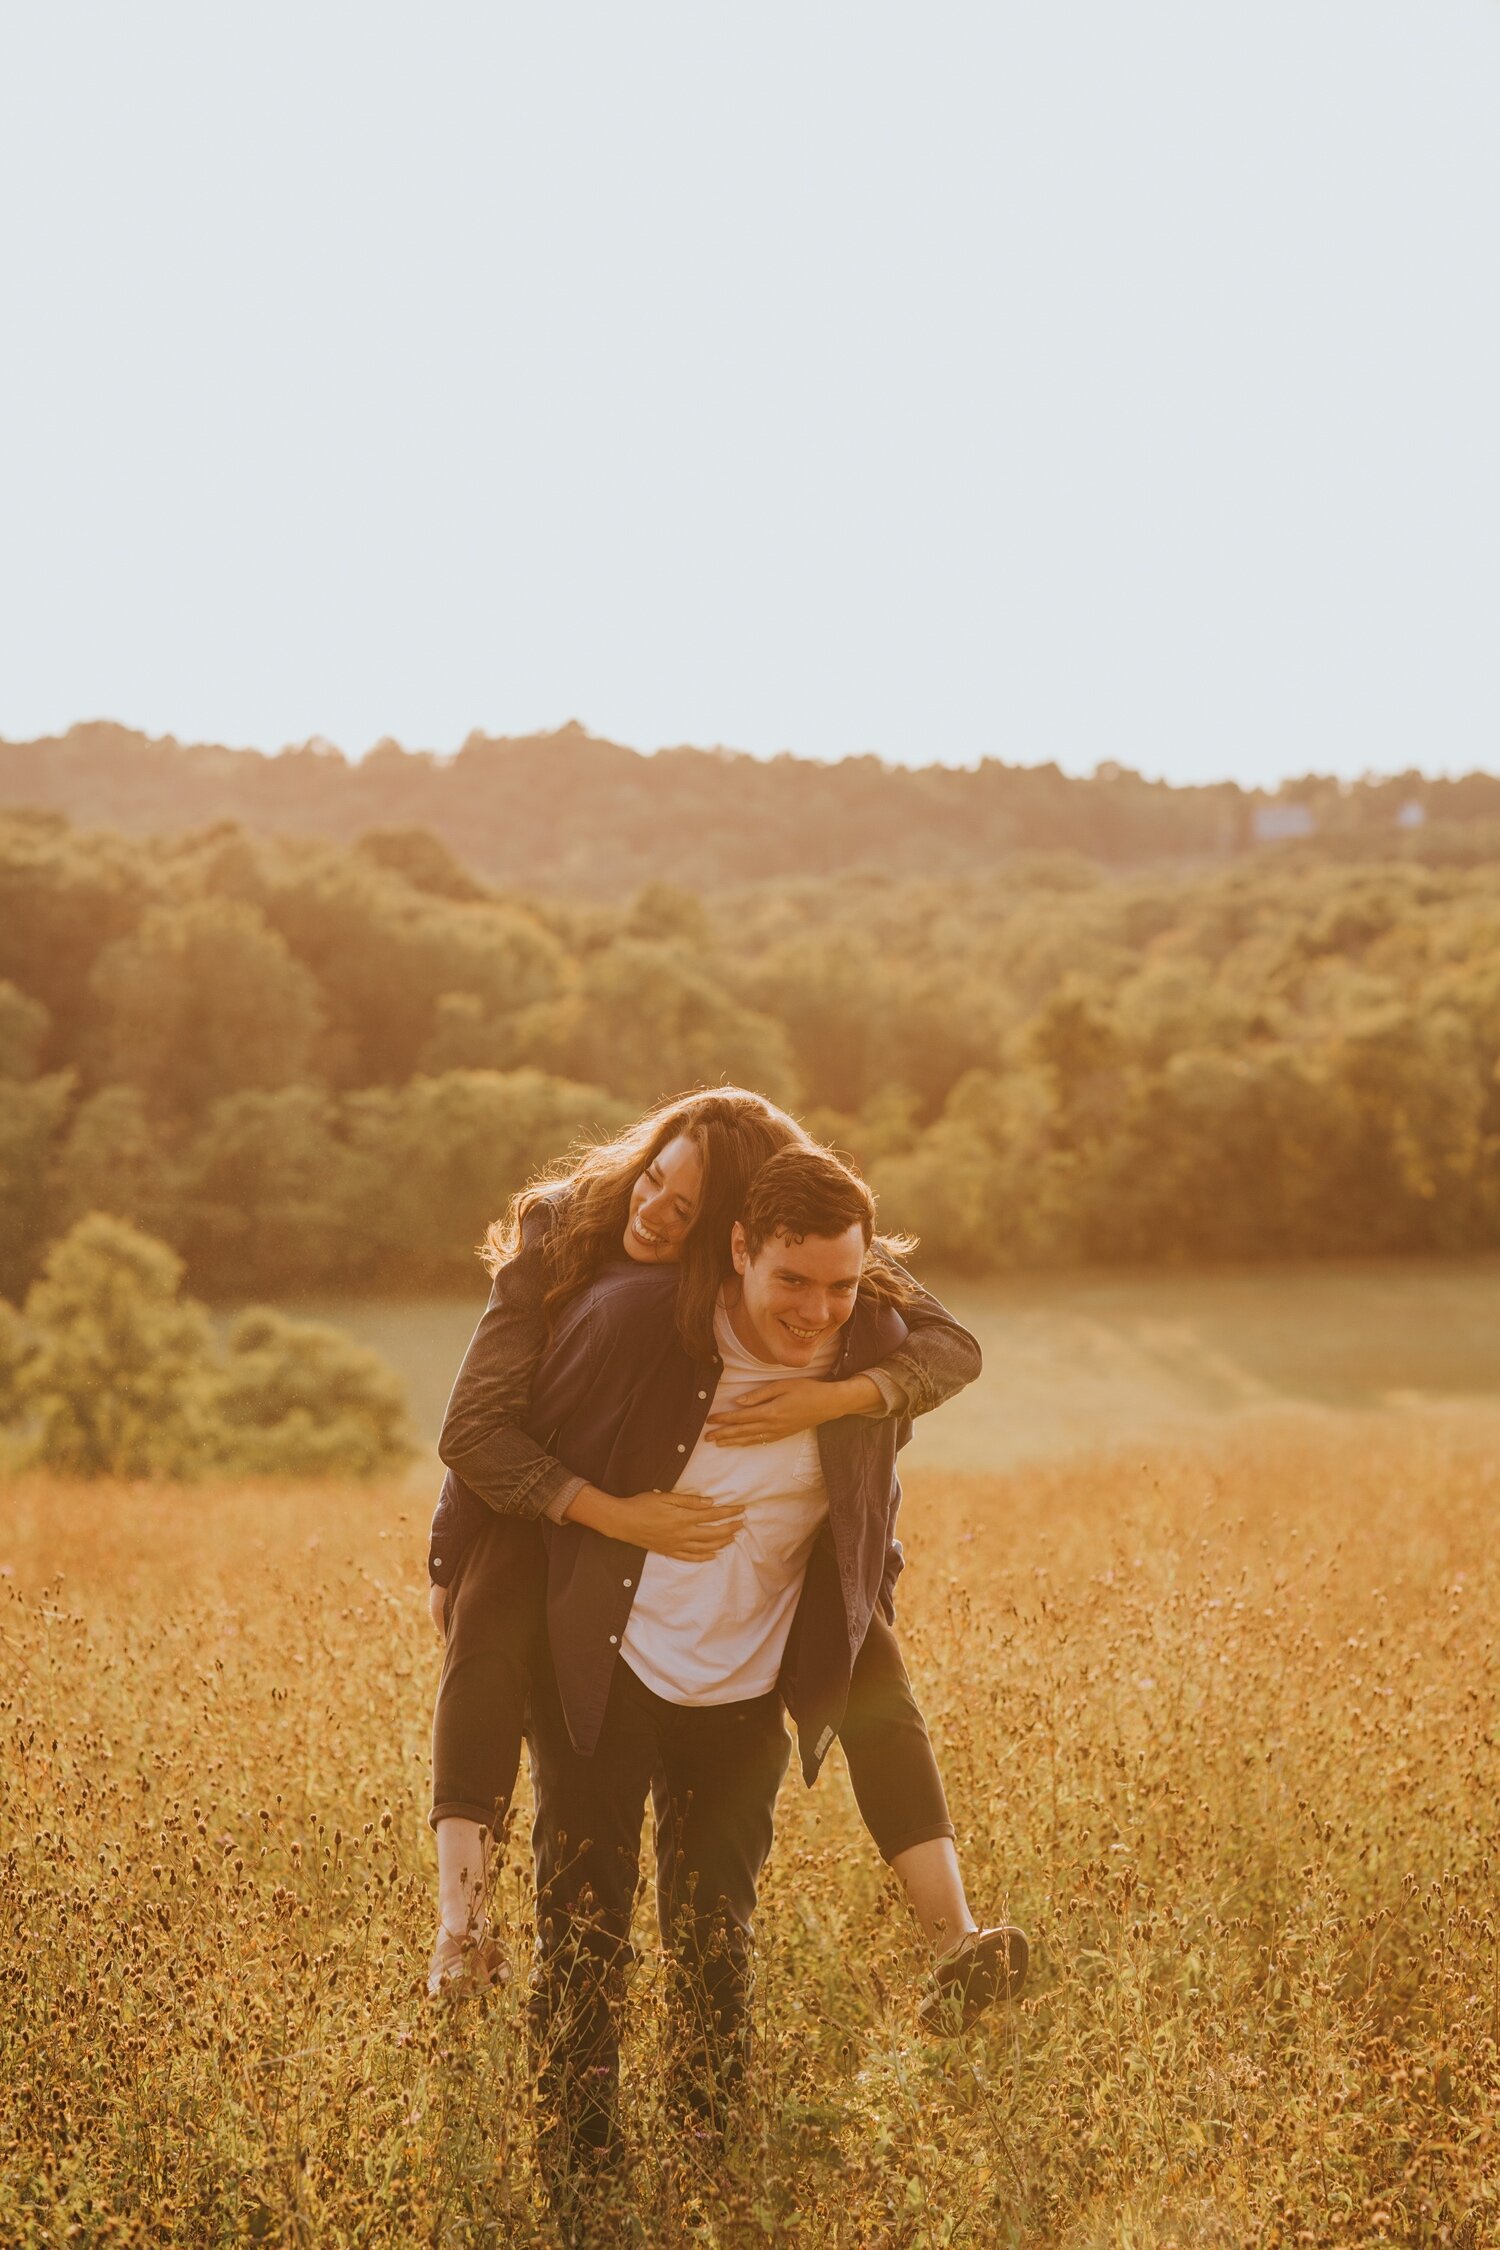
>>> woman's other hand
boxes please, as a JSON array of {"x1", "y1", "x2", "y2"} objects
[
  {"x1": 565, "y1": 1484, "x2": 745, "y2": 1560},
  {"x1": 707, "y1": 1374, "x2": 882, "y2": 1446},
  {"x1": 428, "y1": 1583, "x2": 447, "y2": 1637}
]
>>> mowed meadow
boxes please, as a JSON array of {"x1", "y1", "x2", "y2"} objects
[{"x1": 6, "y1": 1411, "x2": 1500, "y2": 2248}]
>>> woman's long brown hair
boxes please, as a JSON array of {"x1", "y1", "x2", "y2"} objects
[
  {"x1": 482, "y1": 1086, "x2": 916, "y2": 1360},
  {"x1": 484, "y1": 1088, "x2": 806, "y2": 1359}
]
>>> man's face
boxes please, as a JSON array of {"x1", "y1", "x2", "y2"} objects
[{"x1": 727, "y1": 1220, "x2": 866, "y2": 1367}]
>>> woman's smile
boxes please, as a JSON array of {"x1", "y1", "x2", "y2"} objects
[{"x1": 622, "y1": 1133, "x2": 705, "y2": 1263}]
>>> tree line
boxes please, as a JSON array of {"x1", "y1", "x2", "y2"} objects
[
  {"x1": 2, "y1": 805, "x2": 1499, "y2": 1302},
  {"x1": 5, "y1": 721, "x2": 1500, "y2": 894}
]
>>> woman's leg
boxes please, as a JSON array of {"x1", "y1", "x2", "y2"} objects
[
  {"x1": 435, "y1": 1818, "x2": 491, "y2": 1948},
  {"x1": 887, "y1": 1836, "x2": 979, "y2": 1956},
  {"x1": 839, "y1": 1610, "x2": 975, "y2": 1955},
  {"x1": 429, "y1": 1509, "x2": 547, "y2": 1984},
  {"x1": 840, "y1": 1610, "x2": 1028, "y2": 2026}
]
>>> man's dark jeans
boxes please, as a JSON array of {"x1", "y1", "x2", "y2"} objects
[{"x1": 527, "y1": 1642, "x2": 790, "y2": 2173}]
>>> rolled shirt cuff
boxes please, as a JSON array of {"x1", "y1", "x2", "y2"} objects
[
  {"x1": 543, "y1": 1474, "x2": 588, "y2": 1526},
  {"x1": 865, "y1": 1366, "x2": 909, "y2": 1418}
]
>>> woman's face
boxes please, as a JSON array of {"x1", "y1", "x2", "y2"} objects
[{"x1": 623, "y1": 1134, "x2": 704, "y2": 1264}]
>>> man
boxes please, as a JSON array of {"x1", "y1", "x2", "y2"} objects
[{"x1": 521, "y1": 1143, "x2": 978, "y2": 2184}]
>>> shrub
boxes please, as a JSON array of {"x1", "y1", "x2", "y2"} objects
[
  {"x1": 209, "y1": 1308, "x2": 410, "y2": 1477},
  {"x1": 2, "y1": 1213, "x2": 411, "y2": 1478}
]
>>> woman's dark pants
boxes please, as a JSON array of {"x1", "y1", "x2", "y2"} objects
[{"x1": 429, "y1": 1513, "x2": 547, "y2": 1831}]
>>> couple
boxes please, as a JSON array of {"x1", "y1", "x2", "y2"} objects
[{"x1": 424, "y1": 1087, "x2": 1026, "y2": 2193}]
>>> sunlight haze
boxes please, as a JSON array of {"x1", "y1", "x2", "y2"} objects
[{"x1": 2, "y1": 1, "x2": 1497, "y2": 786}]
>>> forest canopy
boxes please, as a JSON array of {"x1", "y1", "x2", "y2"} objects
[
  {"x1": 2, "y1": 803, "x2": 1498, "y2": 1298},
  {"x1": 5, "y1": 721, "x2": 1500, "y2": 894}
]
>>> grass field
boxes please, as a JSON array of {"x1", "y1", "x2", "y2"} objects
[{"x1": 5, "y1": 1412, "x2": 1500, "y2": 2245}]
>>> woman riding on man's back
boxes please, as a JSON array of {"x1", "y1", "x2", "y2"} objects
[{"x1": 426, "y1": 1085, "x2": 1028, "y2": 2036}]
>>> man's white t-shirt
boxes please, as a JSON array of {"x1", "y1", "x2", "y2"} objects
[{"x1": 620, "y1": 1293, "x2": 839, "y2": 1706}]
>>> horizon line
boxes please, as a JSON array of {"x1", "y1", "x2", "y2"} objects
[{"x1": 4, "y1": 714, "x2": 1487, "y2": 798}]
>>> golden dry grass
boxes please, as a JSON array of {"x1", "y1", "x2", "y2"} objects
[{"x1": 4, "y1": 1414, "x2": 1499, "y2": 2246}]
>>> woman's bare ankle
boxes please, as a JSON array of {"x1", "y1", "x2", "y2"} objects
[
  {"x1": 433, "y1": 1816, "x2": 490, "y2": 1946},
  {"x1": 888, "y1": 1837, "x2": 981, "y2": 1960}
]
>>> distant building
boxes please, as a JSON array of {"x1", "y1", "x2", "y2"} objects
[
  {"x1": 1252, "y1": 802, "x2": 1318, "y2": 843},
  {"x1": 1395, "y1": 799, "x2": 1427, "y2": 829}
]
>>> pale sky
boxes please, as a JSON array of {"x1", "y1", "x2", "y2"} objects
[{"x1": 2, "y1": 3, "x2": 1497, "y2": 787}]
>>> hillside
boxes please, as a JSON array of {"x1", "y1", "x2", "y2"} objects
[
  {"x1": 5, "y1": 720, "x2": 1498, "y2": 893},
  {"x1": 4, "y1": 809, "x2": 1500, "y2": 1298}
]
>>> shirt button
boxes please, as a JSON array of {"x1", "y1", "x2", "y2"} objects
[
  {"x1": 609, "y1": 1634, "x2": 619, "y2": 1646},
  {"x1": 623, "y1": 1577, "x2": 633, "y2": 1588},
  {"x1": 697, "y1": 1390, "x2": 708, "y2": 1401},
  {"x1": 677, "y1": 1443, "x2": 686, "y2": 1453},
  {"x1": 431, "y1": 1556, "x2": 442, "y2": 1568}
]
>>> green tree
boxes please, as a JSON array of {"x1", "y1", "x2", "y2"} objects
[
  {"x1": 1330, "y1": 1001, "x2": 1489, "y2": 1253},
  {"x1": 0, "y1": 1294, "x2": 32, "y2": 1424},
  {"x1": 257, "y1": 864, "x2": 565, "y2": 1085},
  {"x1": 874, "y1": 1068, "x2": 1080, "y2": 1268},
  {"x1": 14, "y1": 1213, "x2": 219, "y2": 1476},
  {"x1": 51, "y1": 1084, "x2": 184, "y2": 1244},
  {"x1": 0, "y1": 811, "x2": 147, "y2": 1058},
  {"x1": 342, "y1": 1067, "x2": 629, "y2": 1284},
  {"x1": 0, "y1": 980, "x2": 49, "y2": 1078},
  {"x1": 179, "y1": 1085, "x2": 353, "y2": 1296},
  {"x1": 0, "y1": 1072, "x2": 75, "y2": 1296},
  {"x1": 514, "y1": 939, "x2": 799, "y2": 1110},
  {"x1": 354, "y1": 826, "x2": 490, "y2": 901},
  {"x1": 89, "y1": 899, "x2": 325, "y2": 1113},
  {"x1": 416, "y1": 991, "x2": 521, "y2": 1077},
  {"x1": 739, "y1": 933, "x2": 886, "y2": 1114},
  {"x1": 625, "y1": 881, "x2": 713, "y2": 947}
]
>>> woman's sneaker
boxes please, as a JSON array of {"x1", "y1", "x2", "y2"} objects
[
  {"x1": 917, "y1": 1924, "x2": 1028, "y2": 2034},
  {"x1": 426, "y1": 1918, "x2": 508, "y2": 2000}
]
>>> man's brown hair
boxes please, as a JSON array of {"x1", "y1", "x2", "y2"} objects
[{"x1": 738, "y1": 1144, "x2": 877, "y2": 1260}]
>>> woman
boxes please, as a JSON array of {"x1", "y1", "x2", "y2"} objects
[{"x1": 426, "y1": 1087, "x2": 1026, "y2": 2031}]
